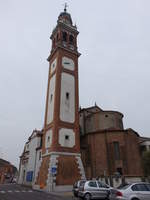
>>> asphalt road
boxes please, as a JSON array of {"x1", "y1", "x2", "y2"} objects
[{"x1": 0, "y1": 184, "x2": 73, "y2": 200}]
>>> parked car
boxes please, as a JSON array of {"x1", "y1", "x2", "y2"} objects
[
  {"x1": 73, "y1": 180, "x2": 86, "y2": 197},
  {"x1": 11, "y1": 177, "x2": 17, "y2": 183},
  {"x1": 109, "y1": 182, "x2": 150, "y2": 200},
  {"x1": 78, "y1": 180, "x2": 111, "y2": 200}
]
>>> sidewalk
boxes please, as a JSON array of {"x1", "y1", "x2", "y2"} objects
[{"x1": 21, "y1": 184, "x2": 76, "y2": 199}]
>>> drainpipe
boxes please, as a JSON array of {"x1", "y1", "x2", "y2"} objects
[
  {"x1": 33, "y1": 140, "x2": 38, "y2": 186},
  {"x1": 17, "y1": 157, "x2": 22, "y2": 183},
  {"x1": 104, "y1": 130, "x2": 113, "y2": 186}
]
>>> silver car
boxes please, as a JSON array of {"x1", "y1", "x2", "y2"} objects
[
  {"x1": 72, "y1": 180, "x2": 86, "y2": 197},
  {"x1": 78, "y1": 180, "x2": 111, "y2": 200},
  {"x1": 110, "y1": 182, "x2": 150, "y2": 200}
]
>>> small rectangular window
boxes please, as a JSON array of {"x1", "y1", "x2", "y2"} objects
[
  {"x1": 66, "y1": 92, "x2": 69, "y2": 100},
  {"x1": 65, "y1": 135, "x2": 69, "y2": 140},
  {"x1": 117, "y1": 167, "x2": 123, "y2": 175},
  {"x1": 50, "y1": 94, "x2": 53, "y2": 102},
  {"x1": 113, "y1": 141, "x2": 120, "y2": 160}
]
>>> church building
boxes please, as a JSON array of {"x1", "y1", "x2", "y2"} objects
[
  {"x1": 18, "y1": 7, "x2": 147, "y2": 191},
  {"x1": 79, "y1": 105, "x2": 143, "y2": 180}
]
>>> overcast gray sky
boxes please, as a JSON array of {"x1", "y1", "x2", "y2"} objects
[{"x1": 0, "y1": 0, "x2": 150, "y2": 167}]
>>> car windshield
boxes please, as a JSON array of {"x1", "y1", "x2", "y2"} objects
[{"x1": 117, "y1": 184, "x2": 131, "y2": 190}]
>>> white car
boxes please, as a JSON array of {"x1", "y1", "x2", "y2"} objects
[
  {"x1": 110, "y1": 182, "x2": 150, "y2": 200},
  {"x1": 72, "y1": 180, "x2": 86, "y2": 197},
  {"x1": 78, "y1": 180, "x2": 111, "y2": 200}
]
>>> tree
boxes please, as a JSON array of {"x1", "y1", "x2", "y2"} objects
[{"x1": 142, "y1": 150, "x2": 150, "y2": 177}]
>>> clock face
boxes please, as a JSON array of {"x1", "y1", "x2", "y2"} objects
[
  {"x1": 50, "y1": 58, "x2": 57, "y2": 74},
  {"x1": 62, "y1": 57, "x2": 74, "y2": 71}
]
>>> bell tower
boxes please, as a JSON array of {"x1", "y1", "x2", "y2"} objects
[{"x1": 34, "y1": 6, "x2": 85, "y2": 191}]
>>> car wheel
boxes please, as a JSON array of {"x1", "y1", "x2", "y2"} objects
[
  {"x1": 131, "y1": 198, "x2": 140, "y2": 200},
  {"x1": 84, "y1": 193, "x2": 91, "y2": 200}
]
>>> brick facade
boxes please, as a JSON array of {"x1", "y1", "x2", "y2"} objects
[
  {"x1": 36, "y1": 156, "x2": 50, "y2": 188},
  {"x1": 56, "y1": 155, "x2": 81, "y2": 185},
  {"x1": 0, "y1": 159, "x2": 17, "y2": 184},
  {"x1": 80, "y1": 106, "x2": 143, "y2": 179}
]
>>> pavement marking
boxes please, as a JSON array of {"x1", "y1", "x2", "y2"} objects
[
  {"x1": 0, "y1": 191, "x2": 6, "y2": 194},
  {"x1": 2, "y1": 183, "x2": 13, "y2": 186},
  {"x1": 0, "y1": 190, "x2": 34, "y2": 194}
]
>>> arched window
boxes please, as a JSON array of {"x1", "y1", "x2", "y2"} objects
[
  {"x1": 56, "y1": 33, "x2": 59, "y2": 41},
  {"x1": 62, "y1": 32, "x2": 67, "y2": 42},
  {"x1": 53, "y1": 38, "x2": 56, "y2": 48},
  {"x1": 69, "y1": 35, "x2": 74, "y2": 44}
]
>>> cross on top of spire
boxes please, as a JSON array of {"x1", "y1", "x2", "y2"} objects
[
  {"x1": 64, "y1": 2, "x2": 68, "y2": 12},
  {"x1": 57, "y1": 3, "x2": 73, "y2": 26}
]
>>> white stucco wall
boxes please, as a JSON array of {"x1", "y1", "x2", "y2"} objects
[
  {"x1": 18, "y1": 163, "x2": 27, "y2": 184},
  {"x1": 50, "y1": 58, "x2": 57, "y2": 74},
  {"x1": 18, "y1": 152, "x2": 32, "y2": 185},
  {"x1": 27, "y1": 137, "x2": 38, "y2": 171},
  {"x1": 18, "y1": 136, "x2": 42, "y2": 186},
  {"x1": 59, "y1": 128, "x2": 75, "y2": 148},
  {"x1": 24, "y1": 137, "x2": 39, "y2": 185},
  {"x1": 45, "y1": 129, "x2": 53, "y2": 149},
  {"x1": 141, "y1": 140, "x2": 150, "y2": 151},
  {"x1": 47, "y1": 74, "x2": 56, "y2": 124},
  {"x1": 62, "y1": 57, "x2": 74, "y2": 71},
  {"x1": 60, "y1": 72, "x2": 75, "y2": 123}
]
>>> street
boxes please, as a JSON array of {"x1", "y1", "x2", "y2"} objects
[{"x1": 0, "y1": 184, "x2": 73, "y2": 200}]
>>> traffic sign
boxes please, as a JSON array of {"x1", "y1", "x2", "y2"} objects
[{"x1": 51, "y1": 167, "x2": 57, "y2": 174}]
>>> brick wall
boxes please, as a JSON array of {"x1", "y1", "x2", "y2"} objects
[
  {"x1": 81, "y1": 129, "x2": 143, "y2": 179},
  {"x1": 56, "y1": 155, "x2": 81, "y2": 185}
]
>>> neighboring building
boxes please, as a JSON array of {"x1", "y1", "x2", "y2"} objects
[
  {"x1": 18, "y1": 129, "x2": 43, "y2": 186},
  {"x1": 139, "y1": 137, "x2": 150, "y2": 154},
  {"x1": 0, "y1": 159, "x2": 17, "y2": 184},
  {"x1": 79, "y1": 105, "x2": 143, "y2": 179}
]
